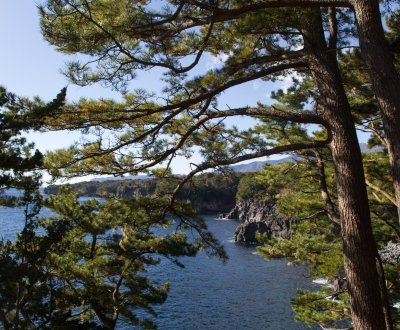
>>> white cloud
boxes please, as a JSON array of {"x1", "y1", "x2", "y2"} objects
[
  {"x1": 262, "y1": 70, "x2": 304, "y2": 103},
  {"x1": 205, "y1": 53, "x2": 230, "y2": 69},
  {"x1": 275, "y1": 70, "x2": 303, "y2": 93}
]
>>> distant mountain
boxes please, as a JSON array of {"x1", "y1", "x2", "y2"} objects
[
  {"x1": 91, "y1": 175, "x2": 152, "y2": 182},
  {"x1": 229, "y1": 156, "x2": 299, "y2": 173},
  {"x1": 89, "y1": 157, "x2": 298, "y2": 181},
  {"x1": 229, "y1": 143, "x2": 383, "y2": 173},
  {"x1": 88, "y1": 144, "x2": 381, "y2": 181},
  {"x1": 359, "y1": 143, "x2": 384, "y2": 153}
]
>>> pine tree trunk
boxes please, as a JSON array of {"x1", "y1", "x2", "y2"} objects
[
  {"x1": 302, "y1": 10, "x2": 391, "y2": 329},
  {"x1": 323, "y1": 81, "x2": 389, "y2": 330},
  {"x1": 352, "y1": 0, "x2": 400, "y2": 222}
]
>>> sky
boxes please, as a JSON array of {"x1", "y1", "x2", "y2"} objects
[{"x1": 0, "y1": 2, "x2": 369, "y2": 181}]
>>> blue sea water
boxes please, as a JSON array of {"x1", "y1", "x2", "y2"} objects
[{"x1": 0, "y1": 205, "x2": 314, "y2": 330}]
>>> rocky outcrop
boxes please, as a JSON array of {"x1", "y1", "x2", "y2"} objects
[
  {"x1": 224, "y1": 200, "x2": 296, "y2": 243},
  {"x1": 231, "y1": 200, "x2": 276, "y2": 223},
  {"x1": 235, "y1": 222, "x2": 270, "y2": 243},
  {"x1": 379, "y1": 241, "x2": 400, "y2": 264}
]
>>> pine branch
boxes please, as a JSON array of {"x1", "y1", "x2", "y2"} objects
[{"x1": 365, "y1": 179, "x2": 398, "y2": 207}]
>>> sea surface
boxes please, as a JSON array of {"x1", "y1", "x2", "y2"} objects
[{"x1": 0, "y1": 202, "x2": 314, "y2": 330}]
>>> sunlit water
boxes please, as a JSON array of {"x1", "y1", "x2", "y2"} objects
[{"x1": 0, "y1": 202, "x2": 314, "y2": 329}]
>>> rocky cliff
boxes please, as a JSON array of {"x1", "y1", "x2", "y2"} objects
[
  {"x1": 379, "y1": 241, "x2": 400, "y2": 264},
  {"x1": 220, "y1": 200, "x2": 296, "y2": 243}
]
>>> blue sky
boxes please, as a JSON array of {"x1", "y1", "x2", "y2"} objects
[{"x1": 0, "y1": 2, "x2": 369, "y2": 179}]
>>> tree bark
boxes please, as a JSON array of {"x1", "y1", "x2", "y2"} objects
[
  {"x1": 314, "y1": 151, "x2": 341, "y2": 225},
  {"x1": 352, "y1": 0, "x2": 400, "y2": 223},
  {"x1": 302, "y1": 10, "x2": 391, "y2": 330}
]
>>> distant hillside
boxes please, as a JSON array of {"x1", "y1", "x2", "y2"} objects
[
  {"x1": 229, "y1": 144, "x2": 382, "y2": 173},
  {"x1": 90, "y1": 175, "x2": 152, "y2": 182},
  {"x1": 52, "y1": 144, "x2": 380, "y2": 189},
  {"x1": 85, "y1": 156, "x2": 298, "y2": 183},
  {"x1": 44, "y1": 156, "x2": 301, "y2": 213},
  {"x1": 44, "y1": 172, "x2": 245, "y2": 214},
  {"x1": 359, "y1": 143, "x2": 384, "y2": 153},
  {"x1": 229, "y1": 156, "x2": 298, "y2": 172}
]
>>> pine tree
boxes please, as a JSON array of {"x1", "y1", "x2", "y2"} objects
[
  {"x1": 0, "y1": 86, "x2": 65, "y2": 328},
  {"x1": 252, "y1": 71, "x2": 400, "y2": 328},
  {"x1": 38, "y1": 2, "x2": 394, "y2": 328},
  {"x1": 0, "y1": 86, "x2": 227, "y2": 328},
  {"x1": 0, "y1": 86, "x2": 65, "y2": 192}
]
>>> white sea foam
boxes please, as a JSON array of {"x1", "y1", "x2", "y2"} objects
[
  {"x1": 313, "y1": 278, "x2": 329, "y2": 285},
  {"x1": 313, "y1": 278, "x2": 335, "y2": 289}
]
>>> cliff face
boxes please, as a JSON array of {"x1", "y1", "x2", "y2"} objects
[{"x1": 222, "y1": 200, "x2": 296, "y2": 243}]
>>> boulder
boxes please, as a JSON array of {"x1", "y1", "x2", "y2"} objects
[
  {"x1": 235, "y1": 222, "x2": 270, "y2": 243},
  {"x1": 231, "y1": 200, "x2": 296, "y2": 243},
  {"x1": 379, "y1": 241, "x2": 400, "y2": 264}
]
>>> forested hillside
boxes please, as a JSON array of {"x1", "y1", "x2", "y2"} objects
[{"x1": 45, "y1": 172, "x2": 245, "y2": 213}]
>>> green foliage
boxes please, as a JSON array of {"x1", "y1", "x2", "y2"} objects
[
  {"x1": 36, "y1": 2, "x2": 336, "y2": 180},
  {"x1": 0, "y1": 86, "x2": 67, "y2": 328},
  {"x1": 40, "y1": 187, "x2": 198, "y2": 328},
  {"x1": 292, "y1": 289, "x2": 351, "y2": 328},
  {"x1": 386, "y1": 9, "x2": 400, "y2": 72},
  {"x1": 270, "y1": 78, "x2": 315, "y2": 110},
  {"x1": 258, "y1": 221, "x2": 343, "y2": 279},
  {"x1": 236, "y1": 172, "x2": 272, "y2": 202},
  {"x1": 252, "y1": 69, "x2": 400, "y2": 327},
  {"x1": 252, "y1": 144, "x2": 400, "y2": 329},
  {"x1": 364, "y1": 152, "x2": 394, "y2": 205},
  {"x1": 255, "y1": 159, "x2": 348, "y2": 329},
  {"x1": 0, "y1": 195, "x2": 23, "y2": 207},
  {"x1": 339, "y1": 49, "x2": 379, "y2": 122},
  {"x1": 171, "y1": 172, "x2": 243, "y2": 213},
  {"x1": 0, "y1": 86, "x2": 65, "y2": 191},
  {"x1": 0, "y1": 186, "x2": 221, "y2": 328},
  {"x1": 45, "y1": 178, "x2": 158, "y2": 198}
]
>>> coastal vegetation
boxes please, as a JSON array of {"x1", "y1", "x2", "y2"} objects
[
  {"x1": 44, "y1": 172, "x2": 243, "y2": 213},
  {"x1": 1, "y1": 0, "x2": 400, "y2": 329}
]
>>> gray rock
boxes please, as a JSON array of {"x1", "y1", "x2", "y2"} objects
[
  {"x1": 235, "y1": 222, "x2": 270, "y2": 243},
  {"x1": 332, "y1": 276, "x2": 347, "y2": 293},
  {"x1": 225, "y1": 207, "x2": 239, "y2": 219},
  {"x1": 231, "y1": 200, "x2": 296, "y2": 243},
  {"x1": 379, "y1": 241, "x2": 400, "y2": 264}
]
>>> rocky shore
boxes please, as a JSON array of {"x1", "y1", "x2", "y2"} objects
[{"x1": 220, "y1": 200, "x2": 296, "y2": 243}]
